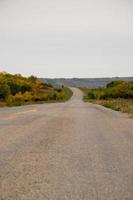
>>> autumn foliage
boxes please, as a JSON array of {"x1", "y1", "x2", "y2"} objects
[
  {"x1": 86, "y1": 80, "x2": 133, "y2": 100},
  {"x1": 0, "y1": 72, "x2": 71, "y2": 106}
]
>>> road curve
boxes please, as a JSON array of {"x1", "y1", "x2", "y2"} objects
[{"x1": 0, "y1": 88, "x2": 133, "y2": 200}]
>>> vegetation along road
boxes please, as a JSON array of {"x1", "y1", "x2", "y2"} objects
[{"x1": 0, "y1": 88, "x2": 133, "y2": 200}]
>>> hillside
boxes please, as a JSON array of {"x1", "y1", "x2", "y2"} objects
[{"x1": 41, "y1": 77, "x2": 133, "y2": 88}]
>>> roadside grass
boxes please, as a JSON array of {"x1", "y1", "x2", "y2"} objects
[
  {"x1": 89, "y1": 99, "x2": 133, "y2": 115},
  {"x1": 61, "y1": 87, "x2": 73, "y2": 102},
  {"x1": 81, "y1": 87, "x2": 133, "y2": 116},
  {"x1": 0, "y1": 101, "x2": 6, "y2": 107},
  {"x1": 81, "y1": 88, "x2": 90, "y2": 99}
]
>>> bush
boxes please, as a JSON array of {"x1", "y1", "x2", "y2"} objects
[
  {"x1": 23, "y1": 92, "x2": 33, "y2": 102},
  {"x1": 85, "y1": 80, "x2": 133, "y2": 100},
  {"x1": 107, "y1": 80, "x2": 126, "y2": 88},
  {"x1": 48, "y1": 92, "x2": 58, "y2": 101},
  {"x1": 6, "y1": 92, "x2": 34, "y2": 106},
  {"x1": 6, "y1": 95, "x2": 23, "y2": 106},
  {"x1": 56, "y1": 92, "x2": 65, "y2": 100},
  {"x1": 41, "y1": 93, "x2": 49, "y2": 101},
  {"x1": 55, "y1": 88, "x2": 62, "y2": 92},
  {"x1": 88, "y1": 91, "x2": 96, "y2": 99}
]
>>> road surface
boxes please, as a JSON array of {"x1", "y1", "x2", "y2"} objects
[{"x1": 0, "y1": 88, "x2": 133, "y2": 200}]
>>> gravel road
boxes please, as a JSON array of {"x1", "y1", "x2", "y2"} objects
[{"x1": 0, "y1": 88, "x2": 133, "y2": 200}]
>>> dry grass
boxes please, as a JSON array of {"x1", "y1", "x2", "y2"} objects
[
  {"x1": 88, "y1": 99, "x2": 133, "y2": 116},
  {"x1": 81, "y1": 87, "x2": 133, "y2": 117}
]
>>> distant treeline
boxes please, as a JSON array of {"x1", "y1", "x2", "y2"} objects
[
  {"x1": 84, "y1": 80, "x2": 133, "y2": 100},
  {"x1": 0, "y1": 72, "x2": 72, "y2": 106},
  {"x1": 41, "y1": 77, "x2": 133, "y2": 88}
]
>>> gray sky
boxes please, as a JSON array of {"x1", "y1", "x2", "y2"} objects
[{"x1": 0, "y1": 0, "x2": 133, "y2": 78}]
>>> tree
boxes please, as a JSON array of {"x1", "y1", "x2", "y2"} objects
[
  {"x1": 0, "y1": 83, "x2": 10, "y2": 99},
  {"x1": 28, "y1": 75, "x2": 37, "y2": 83}
]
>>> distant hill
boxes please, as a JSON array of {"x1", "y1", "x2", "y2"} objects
[{"x1": 40, "y1": 77, "x2": 133, "y2": 88}]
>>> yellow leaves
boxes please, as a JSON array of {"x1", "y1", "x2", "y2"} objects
[{"x1": 32, "y1": 82, "x2": 45, "y2": 94}]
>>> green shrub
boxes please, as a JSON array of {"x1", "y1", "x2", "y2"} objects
[
  {"x1": 41, "y1": 93, "x2": 49, "y2": 101},
  {"x1": 88, "y1": 91, "x2": 96, "y2": 99},
  {"x1": 48, "y1": 92, "x2": 58, "y2": 101},
  {"x1": 6, "y1": 95, "x2": 23, "y2": 106},
  {"x1": 56, "y1": 92, "x2": 65, "y2": 100},
  {"x1": 107, "y1": 80, "x2": 127, "y2": 88},
  {"x1": 84, "y1": 80, "x2": 133, "y2": 100}
]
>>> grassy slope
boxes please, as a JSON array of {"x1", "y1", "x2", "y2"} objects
[
  {"x1": 81, "y1": 88, "x2": 133, "y2": 116},
  {"x1": 61, "y1": 87, "x2": 73, "y2": 102}
]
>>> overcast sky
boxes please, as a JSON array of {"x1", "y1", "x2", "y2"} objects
[{"x1": 0, "y1": 0, "x2": 133, "y2": 77}]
